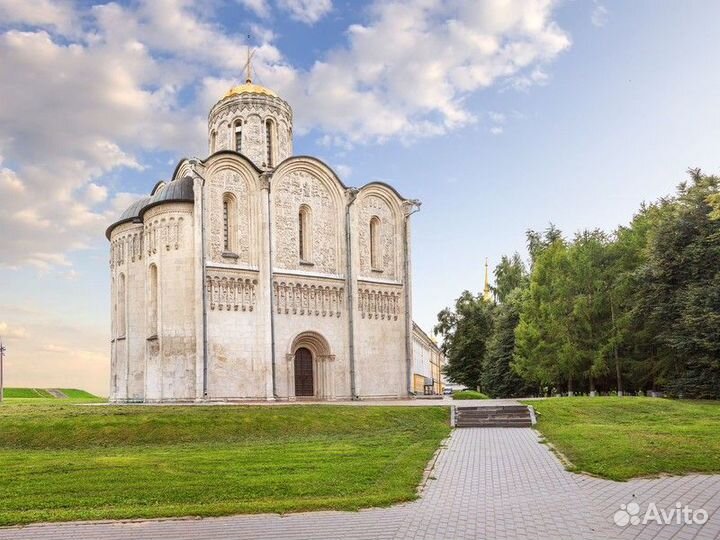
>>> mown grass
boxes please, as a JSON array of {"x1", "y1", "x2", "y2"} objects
[
  {"x1": 3, "y1": 388, "x2": 53, "y2": 399},
  {"x1": 452, "y1": 390, "x2": 489, "y2": 400},
  {"x1": 58, "y1": 389, "x2": 100, "y2": 399},
  {"x1": 0, "y1": 402, "x2": 450, "y2": 526},
  {"x1": 526, "y1": 397, "x2": 720, "y2": 481},
  {"x1": 2, "y1": 388, "x2": 100, "y2": 399}
]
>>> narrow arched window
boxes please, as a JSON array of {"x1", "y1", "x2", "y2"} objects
[
  {"x1": 210, "y1": 130, "x2": 217, "y2": 153},
  {"x1": 265, "y1": 119, "x2": 274, "y2": 167},
  {"x1": 223, "y1": 199, "x2": 230, "y2": 250},
  {"x1": 148, "y1": 264, "x2": 158, "y2": 336},
  {"x1": 299, "y1": 205, "x2": 312, "y2": 263},
  {"x1": 222, "y1": 193, "x2": 237, "y2": 254},
  {"x1": 234, "y1": 120, "x2": 242, "y2": 153},
  {"x1": 118, "y1": 272, "x2": 126, "y2": 337},
  {"x1": 370, "y1": 216, "x2": 382, "y2": 270}
]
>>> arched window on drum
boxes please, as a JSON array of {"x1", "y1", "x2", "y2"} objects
[
  {"x1": 265, "y1": 119, "x2": 275, "y2": 167},
  {"x1": 234, "y1": 120, "x2": 242, "y2": 153}
]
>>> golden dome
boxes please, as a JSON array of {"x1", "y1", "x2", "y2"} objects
[{"x1": 223, "y1": 82, "x2": 278, "y2": 99}]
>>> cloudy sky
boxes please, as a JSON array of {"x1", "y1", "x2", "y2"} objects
[{"x1": 1, "y1": 0, "x2": 719, "y2": 395}]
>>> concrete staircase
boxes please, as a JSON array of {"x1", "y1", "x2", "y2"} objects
[{"x1": 453, "y1": 405, "x2": 534, "y2": 428}]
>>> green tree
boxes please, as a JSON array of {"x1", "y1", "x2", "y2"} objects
[
  {"x1": 481, "y1": 288, "x2": 535, "y2": 397},
  {"x1": 514, "y1": 232, "x2": 575, "y2": 392},
  {"x1": 565, "y1": 230, "x2": 613, "y2": 394},
  {"x1": 493, "y1": 253, "x2": 528, "y2": 303},
  {"x1": 435, "y1": 291, "x2": 494, "y2": 389},
  {"x1": 634, "y1": 171, "x2": 720, "y2": 398}
]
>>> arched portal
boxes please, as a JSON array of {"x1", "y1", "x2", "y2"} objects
[
  {"x1": 287, "y1": 332, "x2": 336, "y2": 400},
  {"x1": 294, "y1": 347, "x2": 314, "y2": 396}
]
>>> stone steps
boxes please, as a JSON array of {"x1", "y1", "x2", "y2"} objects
[{"x1": 454, "y1": 405, "x2": 533, "y2": 428}]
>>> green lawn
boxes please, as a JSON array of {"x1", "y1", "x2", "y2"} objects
[
  {"x1": 0, "y1": 401, "x2": 450, "y2": 526},
  {"x1": 526, "y1": 397, "x2": 720, "y2": 481},
  {"x1": 452, "y1": 390, "x2": 489, "y2": 400},
  {"x1": 57, "y1": 388, "x2": 100, "y2": 399},
  {"x1": 2, "y1": 388, "x2": 100, "y2": 399},
  {"x1": 3, "y1": 388, "x2": 54, "y2": 398}
]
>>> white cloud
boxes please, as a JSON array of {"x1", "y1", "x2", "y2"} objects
[
  {"x1": 0, "y1": 303, "x2": 109, "y2": 395},
  {"x1": 591, "y1": 3, "x2": 609, "y2": 27},
  {"x1": 0, "y1": 0, "x2": 570, "y2": 270},
  {"x1": 42, "y1": 343, "x2": 70, "y2": 353},
  {"x1": 334, "y1": 164, "x2": 352, "y2": 179},
  {"x1": 488, "y1": 112, "x2": 506, "y2": 124},
  {"x1": 0, "y1": 0, "x2": 76, "y2": 35},
  {"x1": 0, "y1": 165, "x2": 24, "y2": 193},
  {"x1": 278, "y1": 0, "x2": 332, "y2": 24},
  {"x1": 260, "y1": 0, "x2": 570, "y2": 144},
  {"x1": 237, "y1": 0, "x2": 271, "y2": 18},
  {"x1": 0, "y1": 321, "x2": 28, "y2": 340},
  {"x1": 490, "y1": 126, "x2": 504, "y2": 135},
  {"x1": 85, "y1": 183, "x2": 109, "y2": 205}
]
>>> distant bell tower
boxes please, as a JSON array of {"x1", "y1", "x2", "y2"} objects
[
  {"x1": 483, "y1": 258, "x2": 492, "y2": 302},
  {"x1": 207, "y1": 43, "x2": 293, "y2": 168}
]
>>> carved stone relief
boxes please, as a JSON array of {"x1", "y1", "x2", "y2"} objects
[
  {"x1": 357, "y1": 285, "x2": 402, "y2": 321},
  {"x1": 358, "y1": 195, "x2": 398, "y2": 279},
  {"x1": 144, "y1": 216, "x2": 184, "y2": 256},
  {"x1": 207, "y1": 169, "x2": 251, "y2": 264},
  {"x1": 273, "y1": 280, "x2": 343, "y2": 317},
  {"x1": 207, "y1": 271, "x2": 258, "y2": 311},
  {"x1": 273, "y1": 170, "x2": 338, "y2": 274},
  {"x1": 208, "y1": 98, "x2": 293, "y2": 167},
  {"x1": 110, "y1": 230, "x2": 146, "y2": 268}
]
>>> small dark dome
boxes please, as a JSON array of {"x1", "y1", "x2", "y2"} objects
[
  {"x1": 117, "y1": 196, "x2": 151, "y2": 223},
  {"x1": 106, "y1": 176, "x2": 195, "y2": 239}
]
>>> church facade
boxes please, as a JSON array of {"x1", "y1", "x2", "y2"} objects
[{"x1": 107, "y1": 80, "x2": 442, "y2": 402}]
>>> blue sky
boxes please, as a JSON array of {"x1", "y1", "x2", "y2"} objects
[{"x1": 1, "y1": 0, "x2": 719, "y2": 395}]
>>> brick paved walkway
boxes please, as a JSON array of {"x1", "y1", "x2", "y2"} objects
[{"x1": 1, "y1": 429, "x2": 718, "y2": 540}]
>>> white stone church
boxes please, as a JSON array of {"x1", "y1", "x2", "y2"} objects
[{"x1": 107, "y1": 78, "x2": 443, "y2": 402}]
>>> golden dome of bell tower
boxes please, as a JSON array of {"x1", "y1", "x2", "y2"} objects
[{"x1": 207, "y1": 45, "x2": 293, "y2": 168}]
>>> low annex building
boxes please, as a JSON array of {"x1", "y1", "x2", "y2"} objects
[{"x1": 107, "y1": 78, "x2": 443, "y2": 402}]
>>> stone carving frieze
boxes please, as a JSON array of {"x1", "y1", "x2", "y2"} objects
[
  {"x1": 110, "y1": 230, "x2": 145, "y2": 268},
  {"x1": 273, "y1": 280, "x2": 344, "y2": 317},
  {"x1": 207, "y1": 271, "x2": 258, "y2": 312},
  {"x1": 357, "y1": 285, "x2": 402, "y2": 321},
  {"x1": 144, "y1": 216, "x2": 184, "y2": 256},
  {"x1": 273, "y1": 170, "x2": 338, "y2": 274}
]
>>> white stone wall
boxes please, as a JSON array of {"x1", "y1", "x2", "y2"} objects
[
  {"x1": 144, "y1": 203, "x2": 196, "y2": 401},
  {"x1": 109, "y1": 221, "x2": 146, "y2": 402},
  {"x1": 208, "y1": 93, "x2": 293, "y2": 169},
  {"x1": 350, "y1": 184, "x2": 410, "y2": 399}
]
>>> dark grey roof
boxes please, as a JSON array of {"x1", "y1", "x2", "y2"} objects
[
  {"x1": 117, "y1": 196, "x2": 151, "y2": 222},
  {"x1": 106, "y1": 176, "x2": 194, "y2": 239}
]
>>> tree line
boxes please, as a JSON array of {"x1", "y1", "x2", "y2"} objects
[{"x1": 436, "y1": 170, "x2": 720, "y2": 399}]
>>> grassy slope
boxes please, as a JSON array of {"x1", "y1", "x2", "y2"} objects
[
  {"x1": 452, "y1": 390, "x2": 489, "y2": 400},
  {"x1": 0, "y1": 403, "x2": 449, "y2": 526},
  {"x1": 57, "y1": 389, "x2": 99, "y2": 399},
  {"x1": 2, "y1": 388, "x2": 100, "y2": 399},
  {"x1": 527, "y1": 397, "x2": 720, "y2": 481},
  {"x1": 3, "y1": 388, "x2": 53, "y2": 398}
]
